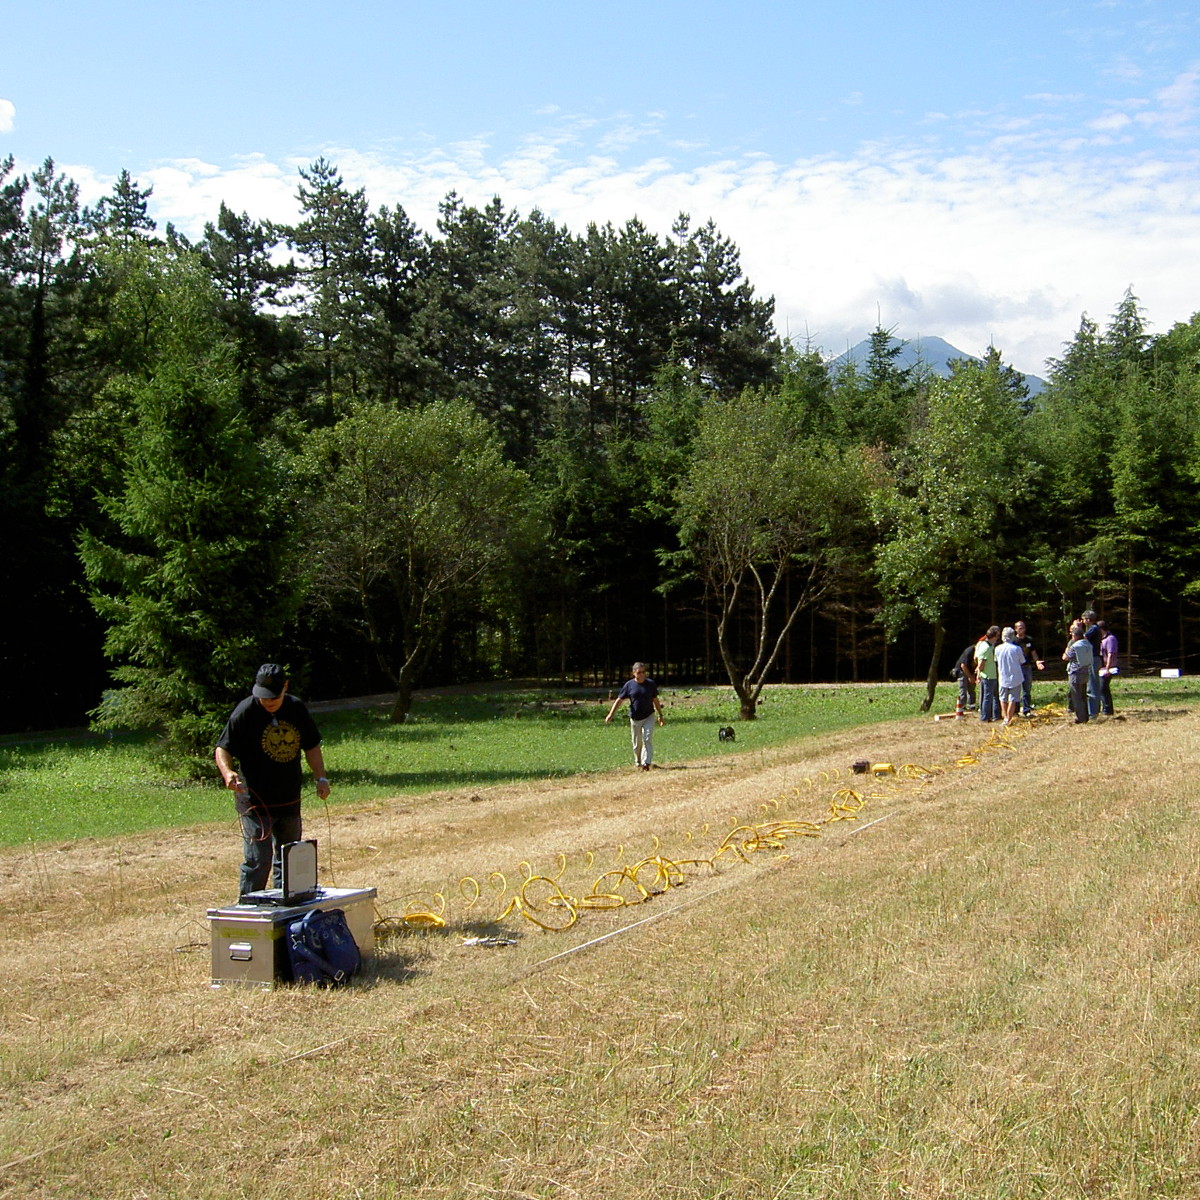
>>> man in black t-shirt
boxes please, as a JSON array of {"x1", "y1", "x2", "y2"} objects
[
  {"x1": 952, "y1": 642, "x2": 977, "y2": 712},
  {"x1": 1013, "y1": 619, "x2": 1044, "y2": 716},
  {"x1": 215, "y1": 663, "x2": 331, "y2": 897}
]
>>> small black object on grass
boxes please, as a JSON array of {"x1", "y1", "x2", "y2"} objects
[{"x1": 718, "y1": 726, "x2": 736, "y2": 742}]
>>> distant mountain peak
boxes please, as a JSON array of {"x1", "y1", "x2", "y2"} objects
[{"x1": 825, "y1": 333, "x2": 1046, "y2": 394}]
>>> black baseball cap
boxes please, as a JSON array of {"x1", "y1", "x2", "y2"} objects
[{"x1": 252, "y1": 663, "x2": 288, "y2": 699}]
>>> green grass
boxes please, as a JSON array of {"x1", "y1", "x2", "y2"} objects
[{"x1": 1, "y1": 676, "x2": 1194, "y2": 846}]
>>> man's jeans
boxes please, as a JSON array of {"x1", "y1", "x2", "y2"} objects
[
  {"x1": 630, "y1": 714, "x2": 656, "y2": 767},
  {"x1": 979, "y1": 677, "x2": 1000, "y2": 722},
  {"x1": 1087, "y1": 662, "x2": 1101, "y2": 718},
  {"x1": 239, "y1": 808, "x2": 302, "y2": 896},
  {"x1": 1069, "y1": 671, "x2": 1090, "y2": 723}
]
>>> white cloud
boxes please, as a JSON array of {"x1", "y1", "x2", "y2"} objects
[
  {"x1": 1088, "y1": 111, "x2": 1133, "y2": 132},
  {"x1": 144, "y1": 155, "x2": 300, "y2": 230},
  {"x1": 0, "y1": 99, "x2": 14, "y2": 133},
  {"x1": 1137, "y1": 63, "x2": 1200, "y2": 136},
  {"x1": 596, "y1": 114, "x2": 667, "y2": 155},
  {"x1": 1105, "y1": 56, "x2": 1145, "y2": 83}
]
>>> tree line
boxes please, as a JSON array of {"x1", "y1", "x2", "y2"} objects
[{"x1": 3, "y1": 153, "x2": 1199, "y2": 748}]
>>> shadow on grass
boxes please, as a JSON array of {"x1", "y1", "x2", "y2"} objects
[
  {"x1": 649, "y1": 760, "x2": 730, "y2": 771},
  {"x1": 365, "y1": 918, "x2": 525, "y2": 987},
  {"x1": 360, "y1": 948, "x2": 427, "y2": 988},
  {"x1": 324, "y1": 694, "x2": 599, "y2": 729},
  {"x1": 323, "y1": 725, "x2": 446, "y2": 745},
  {"x1": 329, "y1": 766, "x2": 566, "y2": 790}
]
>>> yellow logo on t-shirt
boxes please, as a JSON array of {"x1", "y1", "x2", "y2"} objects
[{"x1": 262, "y1": 720, "x2": 302, "y2": 763}]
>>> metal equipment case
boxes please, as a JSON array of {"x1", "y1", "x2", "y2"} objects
[{"x1": 207, "y1": 886, "x2": 377, "y2": 989}]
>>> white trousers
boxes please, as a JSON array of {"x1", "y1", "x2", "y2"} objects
[{"x1": 630, "y1": 714, "x2": 656, "y2": 766}]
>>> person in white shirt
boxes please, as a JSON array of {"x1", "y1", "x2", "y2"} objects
[{"x1": 994, "y1": 627, "x2": 1026, "y2": 727}]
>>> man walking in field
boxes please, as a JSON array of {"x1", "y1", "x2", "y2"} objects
[{"x1": 605, "y1": 662, "x2": 665, "y2": 771}]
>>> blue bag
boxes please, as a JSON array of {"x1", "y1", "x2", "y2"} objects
[{"x1": 286, "y1": 907, "x2": 361, "y2": 986}]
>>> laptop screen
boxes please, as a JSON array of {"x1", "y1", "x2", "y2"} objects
[{"x1": 281, "y1": 839, "x2": 318, "y2": 900}]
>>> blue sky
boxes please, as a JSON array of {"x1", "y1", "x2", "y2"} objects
[{"x1": 4, "y1": 0, "x2": 1200, "y2": 374}]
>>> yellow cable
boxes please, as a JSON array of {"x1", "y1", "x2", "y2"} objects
[{"x1": 377, "y1": 700, "x2": 1063, "y2": 941}]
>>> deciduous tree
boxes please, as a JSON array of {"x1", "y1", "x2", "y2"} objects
[
  {"x1": 873, "y1": 354, "x2": 1031, "y2": 709},
  {"x1": 673, "y1": 392, "x2": 871, "y2": 718},
  {"x1": 298, "y1": 399, "x2": 536, "y2": 722}
]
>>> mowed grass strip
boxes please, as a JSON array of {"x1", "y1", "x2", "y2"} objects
[{"x1": 2, "y1": 692, "x2": 1199, "y2": 1198}]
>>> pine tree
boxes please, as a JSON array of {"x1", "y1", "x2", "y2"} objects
[
  {"x1": 0, "y1": 158, "x2": 108, "y2": 728},
  {"x1": 423, "y1": 193, "x2": 519, "y2": 421},
  {"x1": 288, "y1": 158, "x2": 370, "y2": 419},
  {"x1": 86, "y1": 169, "x2": 157, "y2": 244},
  {"x1": 199, "y1": 203, "x2": 306, "y2": 436},
  {"x1": 670, "y1": 214, "x2": 780, "y2": 395},
  {"x1": 79, "y1": 244, "x2": 298, "y2": 757},
  {"x1": 359, "y1": 201, "x2": 430, "y2": 405}
]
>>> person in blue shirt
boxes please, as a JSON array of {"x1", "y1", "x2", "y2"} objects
[
  {"x1": 604, "y1": 662, "x2": 665, "y2": 771},
  {"x1": 1062, "y1": 622, "x2": 1094, "y2": 725}
]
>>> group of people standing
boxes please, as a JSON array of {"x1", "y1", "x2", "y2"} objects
[
  {"x1": 959, "y1": 621, "x2": 1044, "y2": 725},
  {"x1": 955, "y1": 611, "x2": 1119, "y2": 725}
]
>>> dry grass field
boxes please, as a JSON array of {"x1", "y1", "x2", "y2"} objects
[{"x1": 4, "y1": 698, "x2": 1200, "y2": 1199}]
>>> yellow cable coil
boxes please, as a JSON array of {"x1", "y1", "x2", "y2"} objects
[{"x1": 383, "y1": 703, "x2": 1063, "y2": 936}]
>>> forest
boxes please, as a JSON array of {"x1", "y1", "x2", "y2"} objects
[{"x1": 4, "y1": 152, "x2": 1200, "y2": 745}]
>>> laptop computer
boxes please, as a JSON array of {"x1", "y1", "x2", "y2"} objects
[{"x1": 239, "y1": 839, "x2": 321, "y2": 906}]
